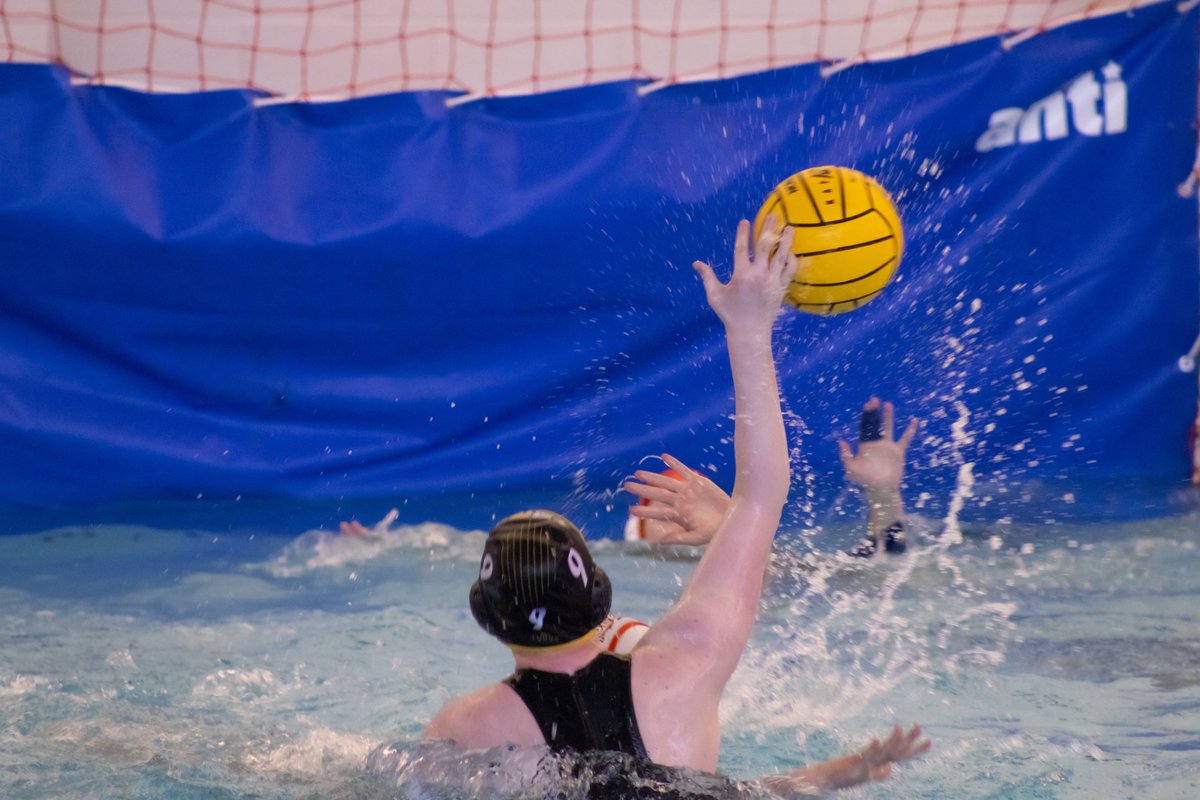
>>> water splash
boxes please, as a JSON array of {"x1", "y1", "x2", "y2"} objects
[
  {"x1": 942, "y1": 401, "x2": 976, "y2": 545},
  {"x1": 367, "y1": 740, "x2": 775, "y2": 799},
  {"x1": 257, "y1": 514, "x2": 482, "y2": 577}
]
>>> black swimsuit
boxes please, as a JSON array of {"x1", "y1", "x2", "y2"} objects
[
  {"x1": 503, "y1": 652, "x2": 648, "y2": 758},
  {"x1": 848, "y1": 520, "x2": 908, "y2": 558}
]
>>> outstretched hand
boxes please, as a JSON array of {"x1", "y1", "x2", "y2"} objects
[
  {"x1": 692, "y1": 216, "x2": 797, "y2": 334},
  {"x1": 759, "y1": 722, "x2": 930, "y2": 796},
  {"x1": 837, "y1": 397, "x2": 918, "y2": 493},
  {"x1": 859, "y1": 724, "x2": 931, "y2": 782},
  {"x1": 623, "y1": 454, "x2": 731, "y2": 546}
]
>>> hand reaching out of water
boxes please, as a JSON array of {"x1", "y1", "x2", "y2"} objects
[
  {"x1": 623, "y1": 454, "x2": 731, "y2": 546},
  {"x1": 837, "y1": 397, "x2": 918, "y2": 494},
  {"x1": 338, "y1": 509, "x2": 399, "y2": 538}
]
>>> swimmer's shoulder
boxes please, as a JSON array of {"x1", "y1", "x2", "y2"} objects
[{"x1": 424, "y1": 681, "x2": 543, "y2": 748}]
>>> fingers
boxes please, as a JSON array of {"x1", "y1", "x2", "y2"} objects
[
  {"x1": 628, "y1": 503, "x2": 678, "y2": 522},
  {"x1": 859, "y1": 737, "x2": 885, "y2": 775},
  {"x1": 752, "y1": 214, "x2": 777, "y2": 265},
  {"x1": 862, "y1": 398, "x2": 919, "y2": 448},
  {"x1": 756, "y1": 213, "x2": 796, "y2": 289},
  {"x1": 837, "y1": 439, "x2": 854, "y2": 467},
  {"x1": 692, "y1": 259, "x2": 720, "y2": 297},
  {"x1": 883, "y1": 724, "x2": 931, "y2": 762},
  {"x1": 769, "y1": 226, "x2": 797, "y2": 286},
  {"x1": 660, "y1": 453, "x2": 695, "y2": 477},
  {"x1": 631, "y1": 469, "x2": 684, "y2": 490},
  {"x1": 734, "y1": 218, "x2": 751, "y2": 263},
  {"x1": 623, "y1": 480, "x2": 677, "y2": 504},
  {"x1": 905, "y1": 723, "x2": 931, "y2": 756}
]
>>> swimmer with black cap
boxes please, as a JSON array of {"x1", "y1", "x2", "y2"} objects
[
  {"x1": 423, "y1": 217, "x2": 929, "y2": 793},
  {"x1": 470, "y1": 510, "x2": 611, "y2": 649}
]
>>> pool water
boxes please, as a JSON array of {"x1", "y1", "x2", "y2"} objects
[{"x1": 1, "y1": 511, "x2": 1197, "y2": 799}]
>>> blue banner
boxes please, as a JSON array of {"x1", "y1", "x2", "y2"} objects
[{"x1": 0, "y1": 4, "x2": 1195, "y2": 534}]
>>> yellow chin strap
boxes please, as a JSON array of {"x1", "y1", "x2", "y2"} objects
[{"x1": 505, "y1": 626, "x2": 601, "y2": 654}]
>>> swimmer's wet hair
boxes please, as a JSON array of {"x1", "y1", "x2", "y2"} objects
[{"x1": 469, "y1": 510, "x2": 612, "y2": 648}]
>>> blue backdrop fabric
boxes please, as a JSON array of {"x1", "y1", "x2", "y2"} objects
[{"x1": 0, "y1": 4, "x2": 1196, "y2": 533}]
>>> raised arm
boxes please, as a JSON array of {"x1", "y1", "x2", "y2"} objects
[
  {"x1": 838, "y1": 398, "x2": 918, "y2": 554},
  {"x1": 638, "y1": 218, "x2": 795, "y2": 688}
]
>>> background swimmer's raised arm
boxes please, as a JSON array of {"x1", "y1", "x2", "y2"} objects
[
  {"x1": 839, "y1": 397, "x2": 918, "y2": 556},
  {"x1": 631, "y1": 218, "x2": 795, "y2": 770},
  {"x1": 626, "y1": 399, "x2": 917, "y2": 552}
]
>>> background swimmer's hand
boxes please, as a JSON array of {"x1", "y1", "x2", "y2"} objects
[
  {"x1": 837, "y1": 397, "x2": 918, "y2": 494},
  {"x1": 624, "y1": 455, "x2": 731, "y2": 546},
  {"x1": 692, "y1": 216, "x2": 797, "y2": 335},
  {"x1": 339, "y1": 520, "x2": 371, "y2": 537},
  {"x1": 337, "y1": 508, "x2": 400, "y2": 538}
]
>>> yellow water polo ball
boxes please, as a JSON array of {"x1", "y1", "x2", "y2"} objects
[{"x1": 754, "y1": 165, "x2": 903, "y2": 315}]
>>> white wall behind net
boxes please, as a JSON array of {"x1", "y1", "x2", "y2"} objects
[{"x1": 0, "y1": 0, "x2": 1161, "y2": 100}]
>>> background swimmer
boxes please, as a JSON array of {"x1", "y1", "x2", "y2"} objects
[{"x1": 840, "y1": 397, "x2": 919, "y2": 557}]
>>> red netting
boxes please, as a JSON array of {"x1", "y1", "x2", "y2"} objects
[{"x1": 0, "y1": 0, "x2": 1167, "y2": 100}]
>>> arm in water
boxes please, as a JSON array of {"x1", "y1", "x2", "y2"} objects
[
  {"x1": 759, "y1": 723, "x2": 930, "y2": 796},
  {"x1": 373, "y1": 725, "x2": 928, "y2": 798}
]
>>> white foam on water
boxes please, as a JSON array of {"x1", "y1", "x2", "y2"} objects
[
  {"x1": 193, "y1": 667, "x2": 283, "y2": 701},
  {"x1": 245, "y1": 723, "x2": 375, "y2": 777},
  {"x1": 0, "y1": 674, "x2": 50, "y2": 697},
  {"x1": 39, "y1": 717, "x2": 191, "y2": 767},
  {"x1": 259, "y1": 514, "x2": 483, "y2": 577}
]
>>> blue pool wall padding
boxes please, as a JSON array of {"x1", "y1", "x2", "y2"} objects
[{"x1": 0, "y1": 4, "x2": 1196, "y2": 534}]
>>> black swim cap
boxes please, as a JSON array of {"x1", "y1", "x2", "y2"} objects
[{"x1": 469, "y1": 510, "x2": 612, "y2": 648}]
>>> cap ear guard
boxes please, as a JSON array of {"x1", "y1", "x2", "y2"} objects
[
  {"x1": 589, "y1": 566, "x2": 613, "y2": 629},
  {"x1": 468, "y1": 578, "x2": 496, "y2": 637}
]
